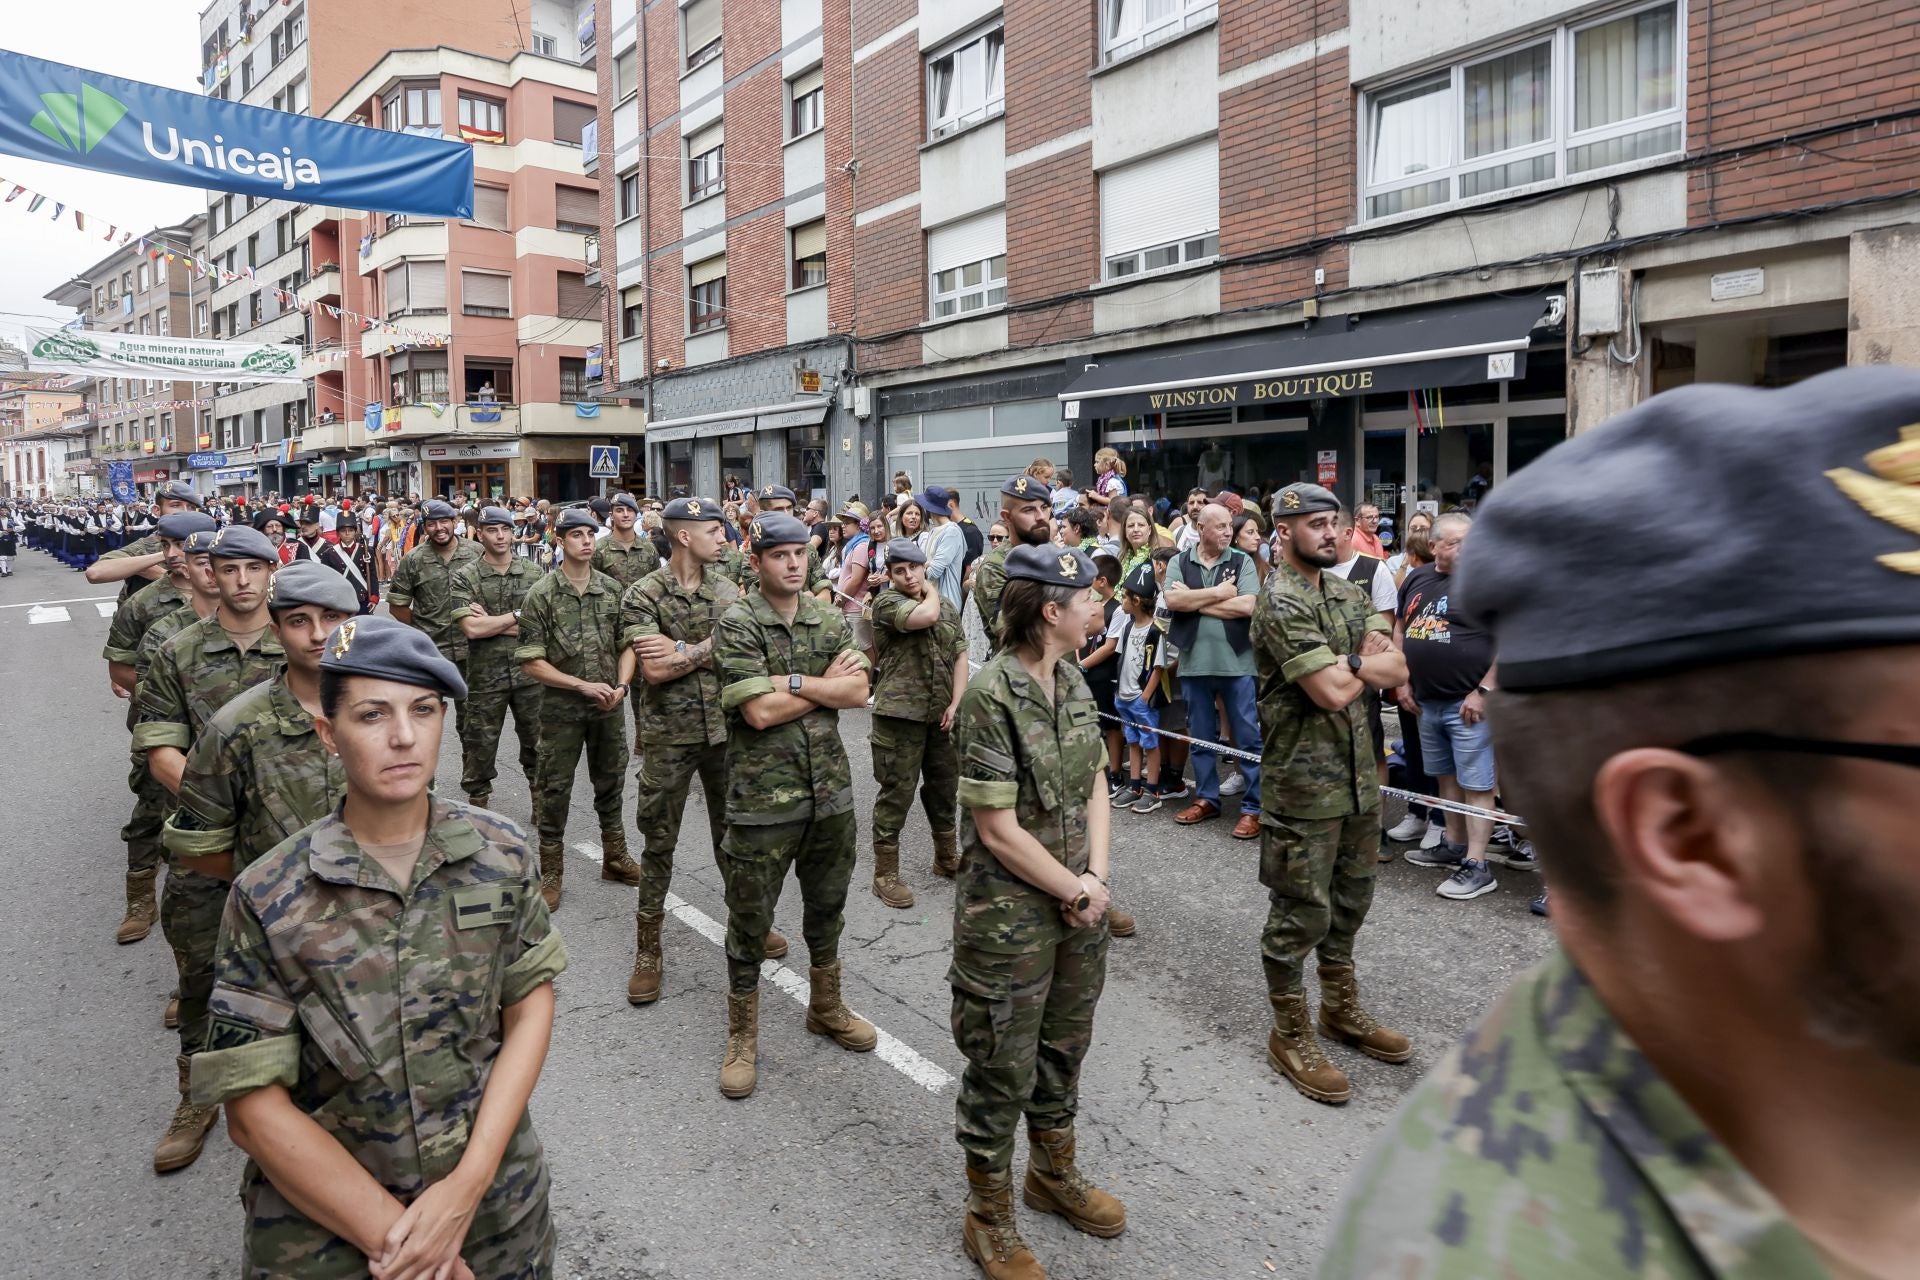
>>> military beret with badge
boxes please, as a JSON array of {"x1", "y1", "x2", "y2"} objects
[
  {"x1": 268, "y1": 560, "x2": 360, "y2": 616},
  {"x1": 156, "y1": 512, "x2": 218, "y2": 541},
  {"x1": 611, "y1": 492, "x2": 640, "y2": 513},
  {"x1": 884, "y1": 537, "x2": 926, "y2": 565},
  {"x1": 156, "y1": 480, "x2": 204, "y2": 508},
  {"x1": 320, "y1": 614, "x2": 468, "y2": 699},
  {"x1": 421, "y1": 499, "x2": 457, "y2": 520},
  {"x1": 757, "y1": 484, "x2": 798, "y2": 505},
  {"x1": 210, "y1": 525, "x2": 279, "y2": 563},
  {"x1": 1001, "y1": 473, "x2": 1047, "y2": 502},
  {"x1": 748, "y1": 512, "x2": 811, "y2": 551},
  {"x1": 1269, "y1": 483, "x2": 1341, "y2": 518},
  {"x1": 554, "y1": 507, "x2": 601, "y2": 534},
  {"x1": 663, "y1": 496, "x2": 723, "y2": 522},
  {"x1": 477, "y1": 506, "x2": 515, "y2": 527},
  {"x1": 1005, "y1": 542, "x2": 1098, "y2": 589}
]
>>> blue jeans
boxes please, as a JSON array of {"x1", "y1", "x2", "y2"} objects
[
  {"x1": 1416, "y1": 696, "x2": 1497, "y2": 793},
  {"x1": 1182, "y1": 673, "x2": 1261, "y2": 814}
]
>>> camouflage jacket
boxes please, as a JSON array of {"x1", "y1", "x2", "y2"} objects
[
  {"x1": 386, "y1": 539, "x2": 484, "y2": 659},
  {"x1": 450, "y1": 557, "x2": 542, "y2": 694},
  {"x1": 619, "y1": 563, "x2": 738, "y2": 748},
  {"x1": 869, "y1": 586, "x2": 967, "y2": 723},
  {"x1": 102, "y1": 574, "x2": 188, "y2": 665},
  {"x1": 1318, "y1": 947, "x2": 1834, "y2": 1280},
  {"x1": 590, "y1": 532, "x2": 662, "y2": 594},
  {"x1": 191, "y1": 800, "x2": 567, "y2": 1250},
  {"x1": 132, "y1": 612, "x2": 287, "y2": 754},
  {"x1": 513, "y1": 567, "x2": 624, "y2": 722},
  {"x1": 163, "y1": 674, "x2": 346, "y2": 874},
  {"x1": 720, "y1": 541, "x2": 831, "y2": 598},
  {"x1": 969, "y1": 543, "x2": 1011, "y2": 653},
  {"x1": 715, "y1": 590, "x2": 866, "y2": 824},
  {"x1": 99, "y1": 530, "x2": 164, "y2": 601},
  {"x1": 952, "y1": 653, "x2": 1108, "y2": 953},
  {"x1": 1250, "y1": 560, "x2": 1386, "y2": 821}
]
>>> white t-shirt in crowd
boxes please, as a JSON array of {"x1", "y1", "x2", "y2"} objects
[{"x1": 1328, "y1": 553, "x2": 1399, "y2": 619}]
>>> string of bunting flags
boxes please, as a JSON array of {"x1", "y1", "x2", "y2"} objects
[{"x1": 0, "y1": 176, "x2": 451, "y2": 351}]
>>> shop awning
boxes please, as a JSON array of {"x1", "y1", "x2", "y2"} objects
[{"x1": 1058, "y1": 294, "x2": 1555, "y2": 421}]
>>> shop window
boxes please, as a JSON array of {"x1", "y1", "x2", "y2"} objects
[
  {"x1": 786, "y1": 425, "x2": 827, "y2": 499},
  {"x1": 1100, "y1": 140, "x2": 1218, "y2": 280},
  {"x1": 686, "y1": 121, "x2": 724, "y2": 202},
  {"x1": 383, "y1": 83, "x2": 441, "y2": 132},
  {"x1": 458, "y1": 94, "x2": 507, "y2": 144},
  {"x1": 559, "y1": 357, "x2": 589, "y2": 398},
  {"x1": 683, "y1": 0, "x2": 722, "y2": 71},
  {"x1": 688, "y1": 255, "x2": 726, "y2": 333},
  {"x1": 790, "y1": 220, "x2": 827, "y2": 291},
  {"x1": 1101, "y1": 0, "x2": 1217, "y2": 63},
  {"x1": 436, "y1": 460, "x2": 509, "y2": 503},
  {"x1": 788, "y1": 66, "x2": 823, "y2": 139},
  {"x1": 926, "y1": 24, "x2": 1003, "y2": 140}
]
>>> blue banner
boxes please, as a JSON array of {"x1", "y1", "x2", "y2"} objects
[
  {"x1": 0, "y1": 49, "x2": 474, "y2": 218},
  {"x1": 107, "y1": 461, "x2": 135, "y2": 503},
  {"x1": 187, "y1": 451, "x2": 227, "y2": 469}
]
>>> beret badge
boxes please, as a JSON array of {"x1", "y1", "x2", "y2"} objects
[
  {"x1": 1058, "y1": 553, "x2": 1078, "y2": 580},
  {"x1": 1827, "y1": 422, "x2": 1920, "y2": 576},
  {"x1": 330, "y1": 619, "x2": 357, "y2": 658},
  {"x1": 1282, "y1": 490, "x2": 1302, "y2": 510}
]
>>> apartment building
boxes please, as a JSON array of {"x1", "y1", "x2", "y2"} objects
[
  {"x1": 296, "y1": 45, "x2": 631, "y2": 502},
  {"x1": 596, "y1": 0, "x2": 1920, "y2": 515},
  {"x1": 0, "y1": 374, "x2": 87, "y2": 501}
]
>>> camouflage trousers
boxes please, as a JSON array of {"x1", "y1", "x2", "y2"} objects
[
  {"x1": 241, "y1": 1182, "x2": 556, "y2": 1279},
  {"x1": 533, "y1": 711, "x2": 627, "y2": 843},
  {"x1": 160, "y1": 864, "x2": 230, "y2": 1056},
  {"x1": 437, "y1": 645, "x2": 471, "y2": 743},
  {"x1": 461, "y1": 684, "x2": 543, "y2": 799},
  {"x1": 868, "y1": 714, "x2": 958, "y2": 844},
  {"x1": 720, "y1": 810, "x2": 857, "y2": 993},
  {"x1": 634, "y1": 740, "x2": 727, "y2": 915},
  {"x1": 121, "y1": 756, "x2": 168, "y2": 877},
  {"x1": 950, "y1": 925, "x2": 1110, "y2": 1175},
  {"x1": 1259, "y1": 811, "x2": 1380, "y2": 998}
]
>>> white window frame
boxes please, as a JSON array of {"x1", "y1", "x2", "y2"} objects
[
  {"x1": 788, "y1": 67, "x2": 824, "y2": 141},
  {"x1": 686, "y1": 126, "x2": 724, "y2": 203},
  {"x1": 1358, "y1": 0, "x2": 1685, "y2": 223},
  {"x1": 790, "y1": 220, "x2": 827, "y2": 292},
  {"x1": 1100, "y1": 0, "x2": 1218, "y2": 64},
  {"x1": 533, "y1": 33, "x2": 558, "y2": 57},
  {"x1": 1102, "y1": 232, "x2": 1219, "y2": 281},
  {"x1": 618, "y1": 170, "x2": 641, "y2": 221},
  {"x1": 925, "y1": 23, "x2": 1004, "y2": 141},
  {"x1": 688, "y1": 255, "x2": 726, "y2": 333},
  {"x1": 930, "y1": 254, "x2": 1006, "y2": 319}
]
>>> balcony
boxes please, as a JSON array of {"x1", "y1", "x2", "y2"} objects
[
  {"x1": 370, "y1": 403, "x2": 523, "y2": 439},
  {"x1": 359, "y1": 222, "x2": 448, "y2": 276},
  {"x1": 294, "y1": 204, "x2": 350, "y2": 240},
  {"x1": 298, "y1": 264, "x2": 342, "y2": 305},
  {"x1": 520, "y1": 401, "x2": 645, "y2": 436},
  {"x1": 584, "y1": 234, "x2": 600, "y2": 289},
  {"x1": 302, "y1": 345, "x2": 349, "y2": 380},
  {"x1": 360, "y1": 314, "x2": 452, "y2": 358},
  {"x1": 299, "y1": 420, "x2": 354, "y2": 453}
]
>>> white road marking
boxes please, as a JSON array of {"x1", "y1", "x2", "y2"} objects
[
  {"x1": 570, "y1": 840, "x2": 954, "y2": 1093},
  {"x1": 95, "y1": 602, "x2": 117, "y2": 618},
  {"x1": 27, "y1": 605, "x2": 70, "y2": 624},
  {"x1": 0, "y1": 594, "x2": 118, "y2": 611}
]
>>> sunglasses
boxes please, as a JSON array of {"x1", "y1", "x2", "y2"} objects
[
  {"x1": 1682, "y1": 732, "x2": 1920, "y2": 772},
  {"x1": 989, "y1": 535, "x2": 1009, "y2": 544}
]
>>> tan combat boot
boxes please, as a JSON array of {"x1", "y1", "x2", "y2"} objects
[
  {"x1": 162, "y1": 992, "x2": 179, "y2": 1030},
  {"x1": 600, "y1": 828, "x2": 641, "y2": 885},
  {"x1": 153, "y1": 1054, "x2": 219, "y2": 1173},
  {"x1": 931, "y1": 828, "x2": 961, "y2": 878},
  {"x1": 117, "y1": 868, "x2": 159, "y2": 944},
  {"x1": 1267, "y1": 993, "x2": 1351, "y2": 1105},
  {"x1": 538, "y1": 840, "x2": 565, "y2": 911},
  {"x1": 1318, "y1": 963, "x2": 1413, "y2": 1063},
  {"x1": 467, "y1": 791, "x2": 491, "y2": 811},
  {"x1": 963, "y1": 1166, "x2": 1047, "y2": 1279},
  {"x1": 764, "y1": 928, "x2": 789, "y2": 960},
  {"x1": 1106, "y1": 907, "x2": 1136, "y2": 938},
  {"x1": 804, "y1": 961, "x2": 878, "y2": 1051},
  {"x1": 1023, "y1": 1125, "x2": 1127, "y2": 1237},
  {"x1": 719, "y1": 989, "x2": 759, "y2": 1099},
  {"x1": 872, "y1": 839, "x2": 915, "y2": 909},
  {"x1": 627, "y1": 911, "x2": 665, "y2": 1005}
]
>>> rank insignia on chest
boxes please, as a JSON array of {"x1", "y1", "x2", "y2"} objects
[
  {"x1": 330, "y1": 619, "x2": 357, "y2": 657},
  {"x1": 452, "y1": 884, "x2": 517, "y2": 929}
]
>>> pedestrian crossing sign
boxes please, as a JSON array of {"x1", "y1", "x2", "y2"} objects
[{"x1": 589, "y1": 445, "x2": 621, "y2": 478}]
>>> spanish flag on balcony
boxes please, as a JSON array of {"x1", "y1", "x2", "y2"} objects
[{"x1": 458, "y1": 124, "x2": 505, "y2": 145}]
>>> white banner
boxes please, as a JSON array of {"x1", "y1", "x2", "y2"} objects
[{"x1": 26, "y1": 327, "x2": 302, "y2": 384}]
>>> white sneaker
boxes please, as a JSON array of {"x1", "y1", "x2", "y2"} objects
[
  {"x1": 1220, "y1": 771, "x2": 1247, "y2": 797},
  {"x1": 1385, "y1": 813, "x2": 1427, "y2": 842},
  {"x1": 1420, "y1": 820, "x2": 1446, "y2": 850}
]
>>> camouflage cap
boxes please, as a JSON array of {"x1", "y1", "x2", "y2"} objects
[
  {"x1": 1005, "y1": 542, "x2": 1097, "y2": 588},
  {"x1": 884, "y1": 537, "x2": 926, "y2": 565},
  {"x1": 748, "y1": 512, "x2": 810, "y2": 551},
  {"x1": 319, "y1": 615, "x2": 467, "y2": 699},
  {"x1": 477, "y1": 505, "x2": 515, "y2": 527},
  {"x1": 156, "y1": 512, "x2": 218, "y2": 541},
  {"x1": 555, "y1": 507, "x2": 601, "y2": 534},
  {"x1": 662, "y1": 496, "x2": 723, "y2": 522},
  {"x1": 209, "y1": 525, "x2": 279, "y2": 563},
  {"x1": 268, "y1": 560, "x2": 359, "y2": 615},
  {"x1": 1271, "y1": 483, "x2": 1340, "y2": 518}
]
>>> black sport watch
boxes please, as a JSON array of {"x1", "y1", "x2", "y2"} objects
[{"x1": 1346, "y1": 653, "x2": 1365, "y2": 672}]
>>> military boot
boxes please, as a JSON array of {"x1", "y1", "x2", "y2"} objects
[
  {"x1": 600, "y1": 828, "x2": 641, "y2": 885},
  {"x1": 627, "y1": 911, "x2": 665, "y2": 1005},
  {"x1": 764, "y1": 928, "x2": 789, "y2": 960},
  {"x1": 872, "y1": 839, "x2": 915, "y2": 909},
  {"x1": 538, "y1": 840, "x2": 565, "y2": 911},
  {"x1": 719, "y1": 989, "x2": 759, "y2": 1099},
  {"x1": 1023, "y1": 1125, "x2": 1127, "y2": 1236},
  {"x1": 1317, "y1": 963, "x2": 1413, "y2": 1063},
  {"x1": 116, "y1": 868, "x2": 158, "y2": 944},
  {"x1": 467, "y1": 791, "x2": 491, "y2": 811},
  {"x1": 931, "y1": 828, "x2": 961, "y2": 878},
  {"x1": 1267, "y1": 993, "x2": 1351, "y2": 1105},
  {"x1": 153, "y1": 1054, "x2": 219, "y2": 1173},
  {"x1": 804, "y1": 961, "x2": 878, "y2": 1051},
  {"x1": 963, "y1": 1166, "x2": 1047, "y2": 1280},
  {"x1": 163, "y1": 992, "x2": 179, "y2": 1030},
  {"x1": 1106, "y1": 907, "x2": 1136, "y2": 938}
]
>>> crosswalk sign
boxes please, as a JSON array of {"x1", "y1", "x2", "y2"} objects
[{"x1": 589, "y1": 445, "x2": 621, "y2": 478}]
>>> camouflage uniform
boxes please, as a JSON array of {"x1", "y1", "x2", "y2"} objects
[
  {"x1": 1317, "y1": 947, "x2": 1834, "y2": 1279},
  {"x1": 594, "y1": 533, "x2": 664, "y2": 751},
  {"x1": 714, "y1": 590, "x2": 865, "y2": 990},
  {"x1": 162, "y1": 674, "x2": 346, "y2": 877},
  {"x1": 949, "y1": 653, "x2": 1109, "y2": 1174},
  {"x1": 133, "y1": 614, "x2": 287, "y2": 1058},
  {"x1": 103, "y1": 576, "x2": 190, "y2": 884},
  {"x1": 191, "y1": 800, "x2": 568, "y2": 1279},
  {"x1": 98, "y1": 530, "x2": 164, "y2": 602},
  {"x1": 969, "y1": 543, "x2": 1011, "y2": 654},
  {"x1": 620, "y1": 563, "x2": 738, "y2": 913},
  {"x1": 450, "y1": 557, "x2": 544, "y2": 804},
  {"x1": 867, "y1": 586, "x2": 966, "y2": 846},
  {"x1": 514, "y1": 568, "x2": 628, "y2": 844},
  {"x1": 386, "y1": 538, "x2": 484, "y2": 736},
  {"x1": 720, "y1": 541, "x2": 830, "y2": 598},
  {"x1": 1249, "y1": 561, "x2": 1388, "y2": 997}
]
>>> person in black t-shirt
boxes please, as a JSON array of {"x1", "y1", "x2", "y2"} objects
[{"x1": 1078, "y1": 554, "x2": 1126, "y2": 796}]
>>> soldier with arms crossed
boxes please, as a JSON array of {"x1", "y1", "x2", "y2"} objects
[{"x1": 450, "y1": 507, "x2": 544, "y2": 813}]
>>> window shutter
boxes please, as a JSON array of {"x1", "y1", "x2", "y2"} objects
[
  {"x1": 409, "y1": 261, "x2": 447, "y2": 310},
  {"x1": 687, "y1": 119, "x2": 724, "y2": 157},
  {"x1": 791, "y1": 65, "x2": 824, "y2": 98},
  {"x1": 684, "y1": 0, "x2": 721, "y2": 55},
  {"x1": 689, "y1": 254, "x2": 726, "y2": 286},
  {"x1": 384, "y1": 263, "x2": 408, "y2": 312},
  {"x1": 927, "y1": 207, "x2": 1007, "y2": 274},
  {"x1": 474, "y1": 185, "x2": 509, "y2": 227},
  {"x1": 792, "y1": 220, "x2": 827, "y2": 260},
  {"x1": 463, "y1": 270, "x2": 511, "y2": 312},
  {"x1": 557, "y1": 271, "x2": 598, "y2": 315},
  {"x1": 553, "y1": 99, "x2": 596, "y2": 147},
  {"x1": 555, "y1": 185, "x2": 599, "y2": 228},
  {"x1": 1100, "y1": 139, "x2": 1220, "y2": 257}
]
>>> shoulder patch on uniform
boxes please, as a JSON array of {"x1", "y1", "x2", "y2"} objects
[
  {"x1": 966, "y1": 742, "x2": 1016, "y2": 774},
  {"x1": 452, "y1": 883, "x2": 518, "y2": 928}
]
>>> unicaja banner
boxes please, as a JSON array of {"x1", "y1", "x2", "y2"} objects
[
  {"x1": 25, "y1": 327, "x2": 304, "y2": 384},
  {"x1": 0, "y1": 49, "x2": 475, "y2": 218}
]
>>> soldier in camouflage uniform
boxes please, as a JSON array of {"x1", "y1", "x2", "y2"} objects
[
  {"x1": 191, "y1": 616, "x2": 566, "y2": 1280},
  {"x1": 516, "y1": 507, "x2": 638, "y2": 909},
  {"x1": 867, "y1": 537, "x2": 969, "y2": 908},
  {"x1": 719, "y1": 484, "x2": 831, "y2": 599},
  {"x1": 592, "y1": 492, "x2": 665, "y2": 754},
  {"x1": 85, "y1": 478, "x2": 204, "y2": 601},
  {"x1": 711, "y1": 513, "x2": 876, "y2": 1099},
  {"x1": 969, "y1": 473, "x2": 1056, "y2": 655},
  {"x1": 620, "y1": 496, "x2": 788, "y2": 1005},
  {"x1": 451, "y1": 507, "x2": 545, "y2": 811},
  {"x1": 949, "y1": 543, "x2": 1125, "y2": 1280},
  {"x1": 1251, "y1": 483, "x2": 1410, "y2": 1106},
  {"x1": 386, "y1": 498, "x2": 484, "y2": 739},
  {"x1": 100, "y1": 511, "x2": 212, "y2": 945},
  {"x1": 132, "y1": 524, "x2": 285, "y2": 1173}
]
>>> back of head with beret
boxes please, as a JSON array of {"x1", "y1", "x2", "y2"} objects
[{"x1": 156, "y1": 512, "x2": 218, "y2": 541}]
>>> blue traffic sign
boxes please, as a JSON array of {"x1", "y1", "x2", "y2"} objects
[{"x1": 588, "y1": 444, "x2": 621, "y2": 478}]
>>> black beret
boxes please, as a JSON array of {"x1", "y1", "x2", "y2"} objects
[
  {"x1": 421, "y1": 500, "x2": 457, "y2": 520},
  {"x1": 209, "y1": 525, "x2": 279, "y2": 563},
  {"x1": 477, "y1": 505, "x2": 515, "y2": 527},
  {"x1": 587, "y1": 496, "x2": 612, "y2": 517},
  {"x1": 1006, "y1": 543, "x2": 1097, "y2": 588},
  {"x1": 1122, "y1": 562, "x2": 1158, "y2": 600},
  {"x1": 1271, "y1": 483, "x2": 1340, "y2": 517},
  {"x1": 555, "y1": 508, "x2": 601, "y2": 534},
  {"x1": 183, "y1": 529, "x2": 220, "y2": 555},
  {"x1": 662, "y1": 496, "x2": 723, "y2": 521},
  {"x1": 1001, "y1": 474, "x2": 1047, "y2": 502},
  {"x1": 748, "y1": 512, "x2": 810, "y2": 551},
  {"x1": 757, "y1": 484, "x2": 797, "y2": 505},
  {"x1": 268, "y1": 561, "x2": 360, "y2": 615},
  {"x1": 320, "y1": 616, "x2": 467, "y2": 699},
  {"x1": 156, "y1": 512, "x2": 217, "y2": 541},
  {"x1": 1458, "y1": 366, "x2": 1920, "y2": 691},
  {"x1": 611, "y1": 492, "x2": 640, "y2": 512},
  {"x1": 155, "y1": 480, "x2": 203, "y2": 508},
  {"x1": 884, "y1": 537, "x2": 926, "y2": 565}
]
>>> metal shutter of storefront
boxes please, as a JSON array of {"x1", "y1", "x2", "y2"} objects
[
  {"x1": 927, "y1": 207, "x2": 1007, "y2": 274},
  {"x1": 1098, "y1": 138, "x2": 1219, "y2": 258}
]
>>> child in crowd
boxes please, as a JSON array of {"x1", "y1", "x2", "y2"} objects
[
  {"x1": 1107, "y1": 564, "x2": 1168, "y2": 812},
  {"x1": 1078, "y1": 554, "x2": 1126, "y2": 797},
  {"x1": 1148, "y1": 547, "x2": 1192, "y2": 801}
]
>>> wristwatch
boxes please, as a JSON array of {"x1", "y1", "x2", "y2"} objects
[
  {"x1": 1346, "y1": 653, "x2": 1365, "y2": 672},
  {"x1": 674, "y1": 639, "x2": 688, "y2": 654},
  {"x1": 788, "y1": 672, "x2": 805, "y2": 693},
  {"x1": 1068, "y1": 890, "x2": 1091, "y2": 914},
  {"x1": 1476, "y1": 683, "x2": 1493, "y2": 695}
]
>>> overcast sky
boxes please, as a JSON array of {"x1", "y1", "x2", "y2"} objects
[{"x1": 0, "y1": 3, "x2": 205, "y2": 343}]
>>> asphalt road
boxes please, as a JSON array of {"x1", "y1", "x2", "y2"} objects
[{"x1": 0, "y1": 547, "x2": 1553, "y2": 1280}]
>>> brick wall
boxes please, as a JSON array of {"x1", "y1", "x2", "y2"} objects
[
  {"x1": 849, "y1": 25, "x2": 922, "y2": 353},
  {"x1": 822, "y1": 0, "x2": 857, "y2": 335},
  {"x1": 1007, "y1": 145, "x2": 1096, "y2": 348},
  {"x1": 719, "y1": 0, "x2": 787, "y2": 356},
  {"x1": 1003, "y1": 0, "x2": 1093, "y2": 152}
]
